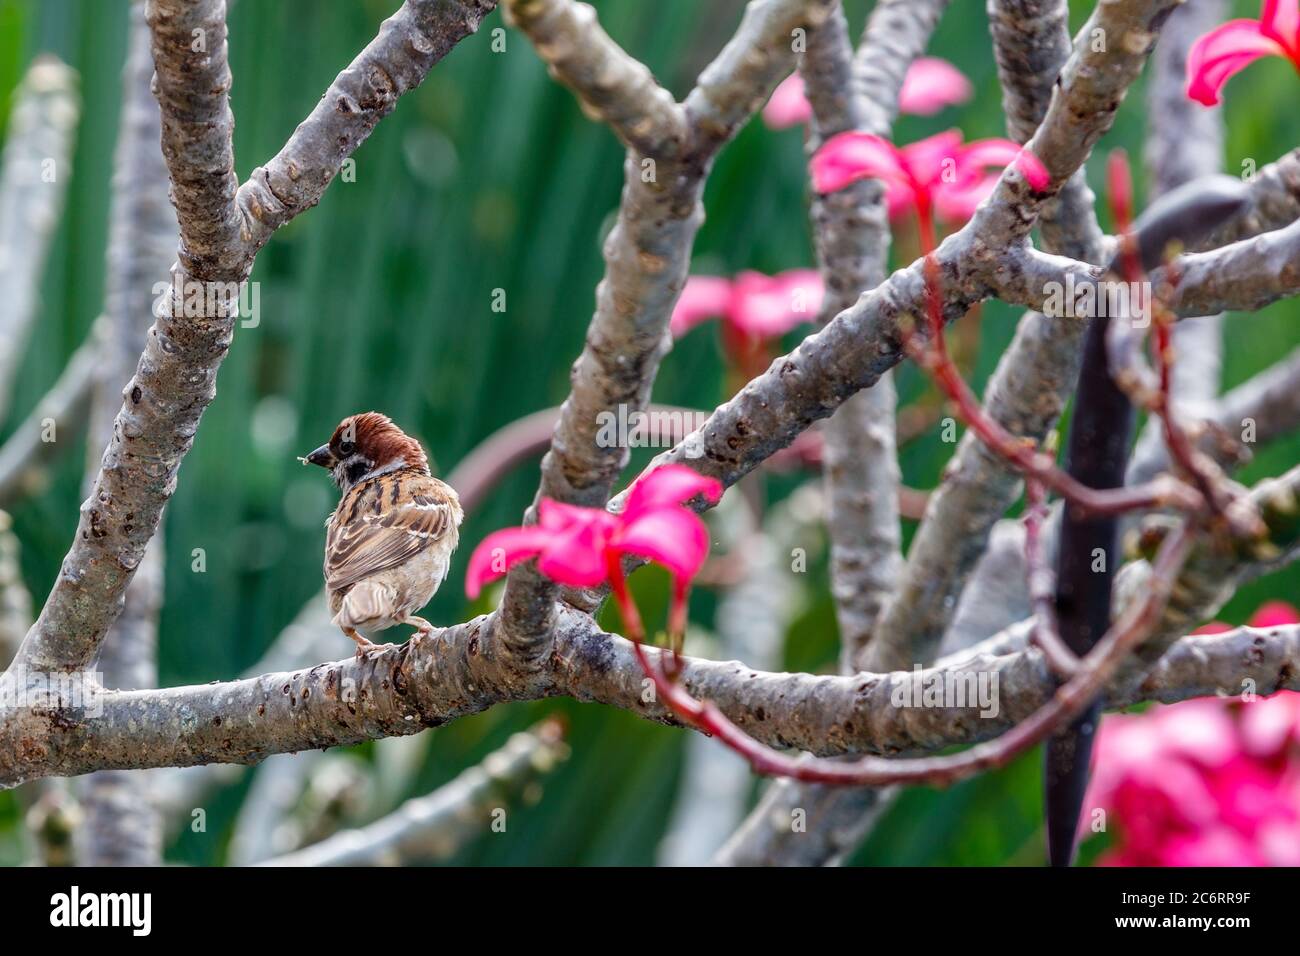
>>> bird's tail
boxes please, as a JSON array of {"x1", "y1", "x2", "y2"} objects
[{"x1": 332, "y1": 580, "x2": 399, "y2": 633}]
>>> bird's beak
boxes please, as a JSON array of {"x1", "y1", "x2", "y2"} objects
[{"x1": 299, "y1": 445, "x2": 336, "y2": 468}]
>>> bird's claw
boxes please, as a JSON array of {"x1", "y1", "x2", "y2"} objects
[{"x1": 353, "y1": 640, "x2": 395, "y2": 659}]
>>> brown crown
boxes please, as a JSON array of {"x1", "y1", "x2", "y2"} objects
[{"x1": 329, "y1": 412, "x2": 429, "y2": 474}]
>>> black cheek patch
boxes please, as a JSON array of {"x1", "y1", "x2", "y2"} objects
[{"x1": 345, "y1": 459, "x2": 371, "y2": 485}]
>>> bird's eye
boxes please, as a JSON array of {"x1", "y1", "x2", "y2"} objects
[{"x1": 339, "y1": 440, "x2": 355, "y2": 456}]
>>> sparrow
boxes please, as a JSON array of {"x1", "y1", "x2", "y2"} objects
[{"x1": 301, "y1": 412, "x2": 463, "y2": 657}]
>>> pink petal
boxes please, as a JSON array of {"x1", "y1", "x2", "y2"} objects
[
  {"x1": 537, "y1": 498, "x2": 616, "y2": 535},
  {"x1": 955, "y1": 138, "x2": 1023, "y2": 171},
  {"x1": 898, "y1": 129, "x2": 965, "y2": 190},
  {"x1": 953, "y1": 139, "x2": 1048, "y2": 193},
  {"x1": 1203, "y1": 754, "x2": 1293, "y2": 833},
  {"x1": 762, "y1": 73, "x2": 812, "y2": 129},
  {"x1": 1014, "y1": 149, "x2": 1050, "y2": 191},
  {"x1": 811, "y1": 131, "x2": 910, "y2": 194},
  {"x1": 1158, "y1": 827, "x2": 1267, "y2": 867},
  {"x1": 1193, "y1": 620, "x2": 1234, "y2": 635},
  {"x1": 1185, "y1": 19, "x2": 1285, "y2": 105},
  {"x1": 1154, "y1": 698, "x2": 1239, "y2": 767},
  {"x1": 670, "y1": 276, "x2": 734, "y2": 338},
  {"x1": 729, "y1": 268, "x2": 824, "y2": 338},
  {"x1": 624, "y1": 464, "x2": 723, "y2": 517},
  {"x1": 614, "y1": 507, "x2": 713, "y2": 581},
  {"x1": 534, "y1": 518, "x2": 612, "y2": 588},
  {"x1": 1248, "y1": 600, "x2": 1300, "y2": 628},
  {"x1": 1107, "y1": 148, "x2": 1134, "y2": 228},
  {"x1": 464, "y1": 525, "x2": 554, "y2": 598},
  {"x1": 1258, "y1": 816, "x2": 1300, "y2": 866},
  {"x1": 1261, "y1": 0, "x2": 1300, "y2": 60},
  {"x1": 898, "y1": 57, "x2": 973, "y2": 116},
  {"x1": 884, "y1": 182, "x2": 915, "y2": 220},
  {"x1": 1240, "y1": 691, "x2": 1300, "y2": 756},
  {"x1": 933, "y1": 171, "x2": 1000, "y2": 223}
]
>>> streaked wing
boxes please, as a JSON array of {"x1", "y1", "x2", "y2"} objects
[{"x1": 325, "y1": 475, "x2": 456, "y2": 593}]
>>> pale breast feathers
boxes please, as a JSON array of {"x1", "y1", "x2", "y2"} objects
[{"x1": 324, "y1": 473, "x2": 462, "y2": 594}]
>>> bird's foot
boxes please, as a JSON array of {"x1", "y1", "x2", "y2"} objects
[
  {"x1": 353, "y1": 639, "x2": 396, "y2": 659},
  {"x1": 405, "y1": 616, "x2": 435, "y2": 644},
  {"x1": 343, "y1": 626, "x2": 395, "y2": 658}
]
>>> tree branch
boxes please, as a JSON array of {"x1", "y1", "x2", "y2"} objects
[
  {"x1": 0, "y1": 56, "x2": 79, "y2": 424},
  {"x1": 498, "y1": 0, "x2": 835, "y2": 660},
  {"x1": 8, "y1": 590, "x2": 1300, "y2": 789},
  {"x1": 869, "y1": 0, "x2": 1105, "y2": 672},
  {"x1": 259, "y1": 721, "x2": 568, "y2": 866},
  {"x1": 502, "y1": 0, "x2": 686, "y2": 157},
  {"x1": 0, "y1": 330, "x2": 97, "y2": 508},
  {"x1": 74, "y1": 0, "x2": 178, "y2": 868},
  {"x1": 235, "y1": 0, "x2": 498, "y2": 266},
  {"x1": 718, "y1": 0, "x2": 948, "y2": 869},
  {"x1": 8, "y1": 0, "x2": 492, "y2": 675}
]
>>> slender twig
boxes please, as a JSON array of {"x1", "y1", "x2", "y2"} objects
[
  {"x1": 1024, "y1": 479, "x2": 1076, "y2": 679},
  {"x1": 659, "y1": 495, "x2": 789, "y2": 866},
  {"x1": 257, "y1": 721, "x2": 568, "y2": 866},
  {"x1": 0, "y1": 56, "x2": 79, "y2": 425},
  {"x1": 0, "y1": 331, "x2": 98, "y2": 508},
  {"x1": 613, "y1": 524, "x2": 1194, "y2": 787},
  {"x1": 1129, "y1": 345, "x2": 1300, "y2": 485},
  {"x1": 0, "y1": 511, "x2": 31, "y2": 669}
]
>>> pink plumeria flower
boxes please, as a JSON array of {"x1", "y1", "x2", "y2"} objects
[
  {"x1": 809, "y1": 129, "x2": 1049, "y2": 229},
  {"x1": 1248, "y1": 600, "x2": 1300, "y2": 629},
  {"x1": 670, "y1": 269, "x2": 824, "y2": 340},
  {"x1": 465, "y1": 464, "x2": 722, "y2": 635},
  {"x1": 1085, "y1": 602, "x2": 1300, "y2": 867},
  {"x1": 762, "y1": 57, "x2": 973, "y2": 129},
  {"x1": 763, "y1": 74, "x2": 815, "y2": 129},
  {"x1": 1186, "y1": 0, "x2": 1300, "y2": 106},
  {"x1": 1194, "y1": 599, "x2": 1299, "y2": 636}
]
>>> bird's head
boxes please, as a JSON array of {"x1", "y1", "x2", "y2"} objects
[{"x1": 300, "y1": 412, "x2": 430, "y2": 491}]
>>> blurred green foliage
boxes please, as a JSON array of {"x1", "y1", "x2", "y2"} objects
[{"x1": 0, "y1": 0, "x2": 1295, "y2": 866}]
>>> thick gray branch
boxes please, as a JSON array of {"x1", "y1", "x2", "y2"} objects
[
  {"x1": 503, "y1": 0, "x2": 686, "y2": 157},
  {"x1": 75, "y1": 0, "x2": 177, "y2": 868},
  {"x1": 500, "y1": 0, "x2": 835, "y2": 659},
  {"x1": 6, "y1": 598, "x2": 1300, "y2": 789},
  {"x1": 9, "y1": 0, "x2": 241, "y2": 675}
]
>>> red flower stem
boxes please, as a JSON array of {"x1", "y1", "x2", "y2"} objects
[
  {"x1": 1104, "y1": 253, "x2": 1262, "y2": 538},
  {"x1": 1024, "y1": 479, "x2": 1079, "y2": 679},
  {"x1": 609, "y1": 520, "x2": 1195, "y2": 787},
  {"x1": 905, "y1": 270, "x2": 1201, "y2": 516},
  {"x1": 605, "y1": 550, "x2": 646, "y2": 646},
  {"x1": 898, "y1": 207, "x2": 1202, "y2": 520},
  {"x1": 1150, "y1": 293, "x2": 1262, "y2": 537}
]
